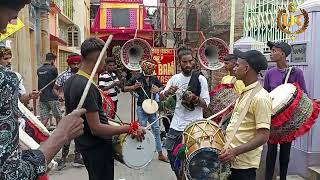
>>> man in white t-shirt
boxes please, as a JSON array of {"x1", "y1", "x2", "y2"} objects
[{"x1": 161, "y1": 46, "x2": 210, "y2": 179}]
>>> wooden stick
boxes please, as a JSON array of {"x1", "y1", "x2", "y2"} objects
[
  {"x1": 38, "y1": 70, "x2": 68, "y2": 93},
  {"x1": 77, "y1": 35, "x2": 113, "y2": 109}
]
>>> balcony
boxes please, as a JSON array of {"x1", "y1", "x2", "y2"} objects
[{"x1": 52, "y1": 0, "x2": 74, "y2": 22}]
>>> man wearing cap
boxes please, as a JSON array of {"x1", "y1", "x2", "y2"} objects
[
  {"x1": 52, "y1": 53, "x2": 84, "y2": 169},
  {"x1": 37, "y1": 53, "x2": 62, "y2": 127},
  {"x1": 264, "y1": 41, "x2": 307, "y2": 180},
  {"x1": 219, "y1": 49, "x2": 272, "y2": 180},
  {"x1": 221, "y1": 54, "x2": 245, "y2": 94},
  {"x1": 53, "y1": 53, "x2": 81, "y2": 102}
]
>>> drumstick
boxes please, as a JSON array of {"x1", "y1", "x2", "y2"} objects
[
  {"x1": 144, "y1": 115, "x2": 170, "y2": 130},
  {"x1": 206, "y1": 102, "x2": 235, "y2": 122},
  {"x1": 77, "y1": 35, "x2": 113, "y2": 109},
  {"x1": 39, "y1": 70, "x2": 68, "y2": 93},
  {"x1": 136, "y1": 80, "x2": 150, "y2": 99}
]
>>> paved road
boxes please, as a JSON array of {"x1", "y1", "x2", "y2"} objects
[{"x1": 49, "y1": 93, "x2": 176, "y2": 180}]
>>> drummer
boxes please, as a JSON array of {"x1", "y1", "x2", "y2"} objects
[
  {"x1": 264, "y1": 41, "x2": 307, "y2": 180},
  {"x1": 219, "y1": 49, "x2": 272, "y2": 180},
  {"x1": 124, "y1": 59, "x2": 168, "y2": 162},
  {"x1": 64, "y1": 37, "x2": 145, "y2": 180},
  {"x1": 221, "y1": 54, "x2": 245, "y2": 94},
  {"x1": 160, "y1": 46, "x2": 210, "y2": 179}
]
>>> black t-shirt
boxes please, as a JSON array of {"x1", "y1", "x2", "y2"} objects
[
  {"x1": 126, "y1": 73, "x2": 163, "y2": 106},
  {"x1": 64, "y1": 74, "x2": 111, "y2": 151},
  {"x1": 37, "y1": 64, "x2": 58, "y2": 102}
]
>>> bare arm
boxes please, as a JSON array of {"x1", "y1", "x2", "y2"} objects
[
  {"x1": 86, "y1": 111, "x2": 130, "y2": 136},
  {"x1": 19, "y1": 93, "x2": 32, "y2": 104},
  {"x1": 197, "y1": 97, "x2": 208, "y2": 109},
  {"x1": 234, "y1": 128, "x2": 269, "y2": 156},
  {"x1": 52, "y1": 84, "x2": 61, "y2": 97}
]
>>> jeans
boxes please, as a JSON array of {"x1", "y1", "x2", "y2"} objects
[
  {"x1": 136, "y1": 106, "x2": 162, "y2": 153},
  {"x1": 265, "y1": 142, "x2": 292, "y2": 180},
  {"x1": 164, "y1": 128, "x2": 183, "y2": 179}
]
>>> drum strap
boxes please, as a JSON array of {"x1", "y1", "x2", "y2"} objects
[
  {"x1": 284, "y1": 67, "x2": 293, "y2": 84},
  {"x1": 223, "y1": 84, "x2": 262, "y2": 150}
]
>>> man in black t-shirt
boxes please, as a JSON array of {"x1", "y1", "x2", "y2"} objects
[
  {"x1": 64, "y1": 37, "x2": 145, "y2": 180},
  {"x1": 37, "y1": 53, "x2": 62, "y2": 127},
  {"x1": 124, "y1": 60, "x2": 168, "y2": 162}
]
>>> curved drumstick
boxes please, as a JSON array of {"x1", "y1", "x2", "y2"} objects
[
  {"x1": 39, "y1": 70, "x2": 68, "y2": 93},
  {"x1": 144, "y1": 115, "x2": 171, "y2": 130},
  {"x1": 77, "y1": 35, "x2": 113, "y2": 109}
]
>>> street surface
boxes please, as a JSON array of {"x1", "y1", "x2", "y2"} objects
[{"x1": 49, "y1": 93, "x2": 176, "y2": 180}]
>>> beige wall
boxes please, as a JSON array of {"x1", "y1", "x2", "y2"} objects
[{"x1": 9, "y1": 6, "x2": 38, "y2": 91}]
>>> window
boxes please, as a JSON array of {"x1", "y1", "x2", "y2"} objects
[
  {"x1": 68, "y1": 26, "x2": 80, "y2": 47},
  {"x1": 58, "y1": 50, "x2": 72, "y2": 72},
  {"x1": 112, "y1": 9, "x2": 130, "y2": 27}
]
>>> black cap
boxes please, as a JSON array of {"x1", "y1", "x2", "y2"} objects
[
  {"x1": 234, "y1": 49, "x2": 268, "y2": 73},
  {"x1": 223, "y1": 54, "x2": 238, "y2": 61},
  {"x1": 46, "y1": 53, "x2": 56, "y2": 61},
  {"x1": 267, "y1": 41, "x2": 292, "y2": 57}
]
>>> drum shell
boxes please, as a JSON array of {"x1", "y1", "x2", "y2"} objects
[
  {"x1": 112, "y1": 130, "x2": 156, "y2": 169},
  {"x1": 113, "y1": 133, "x2": 128, "y2": 164},
  {"x1": 183, "y1": 120, "x2": 225, "y2": 158}
]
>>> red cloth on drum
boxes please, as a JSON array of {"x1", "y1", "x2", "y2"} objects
[
  {"x1": 271, "y1": 83, "x2": 303, "y2": 127},
  {"x1": 269, "y1": 83, "x2": 320, "y2": 144},
  {"x1": 100, "y1": 90, "x2": 115, "y2": 118},
  {"x1": 25, "y1": 120, "x2": 49, "y2": 143},
  {"x1": 38, "y1": 175, "x2": 48, "y2": 180},
  {"x1": 205, "y1": 83, "x2": 237, "y2": 124}
]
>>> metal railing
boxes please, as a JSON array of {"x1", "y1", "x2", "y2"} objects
[{"x1": 52, "y1": 0, "x2": 74, "y2": 21}]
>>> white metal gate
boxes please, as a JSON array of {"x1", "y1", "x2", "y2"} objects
[{"x1": 243, "y1": 0, "x2": 303, "y2": 52}]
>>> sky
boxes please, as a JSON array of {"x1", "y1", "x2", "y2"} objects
[
  {"x1": 143, "y1": 0, "x2": 157, "y2": 13},
  {"x1": 143, "y1": 0, "x2": 157, "y2": 6}
]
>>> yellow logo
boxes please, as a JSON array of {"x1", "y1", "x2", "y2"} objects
[
  {"x1": 276, "y1": 2, "x2": 309, "y2": 40},
  {"x1": 0, "y1": 18, "x2": 25, "y2": 41}
]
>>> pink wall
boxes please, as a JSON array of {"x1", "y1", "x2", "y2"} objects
[{"x1": 49, "y1": 11, "x2": 57, "y2": 36}]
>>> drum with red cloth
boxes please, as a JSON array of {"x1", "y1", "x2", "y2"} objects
[
  {"x1": 269, "y1": 83, "x2": 320, "y2": 144},
  {"x1": 99, "y1": 89, "x2": 116, "y2": 119},
  {"x1": 18, "y1": 101, "x2": 49, "y2": 143},
  {"x1": 203, "y1": 83, "x2": 238, "y2": 125}
]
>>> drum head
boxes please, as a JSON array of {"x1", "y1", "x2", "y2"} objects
[
  {"x1": 270, "y1": 83, "x2": 297, "y2": 115},
  {"x1": 186, "y1": 147, "x2": 230, "y2": 180},
  {"x1": 122, "y1": 130, "x2": 156, "y2": 169},
  {"x1": 142, "y1": 99, "x2": 159, "y2": 114}
]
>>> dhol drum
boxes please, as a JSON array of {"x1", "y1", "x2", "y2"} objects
[
  {"x1": 142, "y1": 99, "x2": 159, "y2": 114},
  {"x1": 269, "y1": 83, "x2": 320, "y2": 144},
  {"x1": 110, "y1": 121, "x2": 156, "y2": 169},
  {"x1": 204, "y1": 84, "x2": 238, "y2": 125},
  {"x1": 183, "y1": 120, "x2": 230, "y2": 180}
]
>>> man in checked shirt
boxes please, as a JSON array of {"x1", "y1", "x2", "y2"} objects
[{"x1": 53, "y1": 53, "x2": 85, "y2": 169}]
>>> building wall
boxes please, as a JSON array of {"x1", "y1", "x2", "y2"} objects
[
  {"x1": 49, "y1": 11, "x2": 58, "y2": 36},
  {"x1": 9, "y1": 6, "x2": 38, "y2": 92}
]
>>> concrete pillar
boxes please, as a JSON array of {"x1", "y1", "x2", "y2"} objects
[{"x1": 40, "y1": 10, "x2": 50, "y2": 62}]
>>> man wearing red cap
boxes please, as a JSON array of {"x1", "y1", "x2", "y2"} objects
[
  {"x1": 53, "y1": 53, "x2": 81, "y2": 102},
  {"x1": 53, "y1": 53, "x2": 84, "y2": 169}
]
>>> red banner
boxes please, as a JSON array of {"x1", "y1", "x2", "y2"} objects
[{"x1": 152, "y1": 48, "x2": 176, "y2": 85}]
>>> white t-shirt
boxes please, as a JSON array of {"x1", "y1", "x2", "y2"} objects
[
  {"x1": 161, "y1": 73, "x2": 210, "y2": 131},
  {"x1": 15, "y1": 72, "x2": 26, "y2": 96}
]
